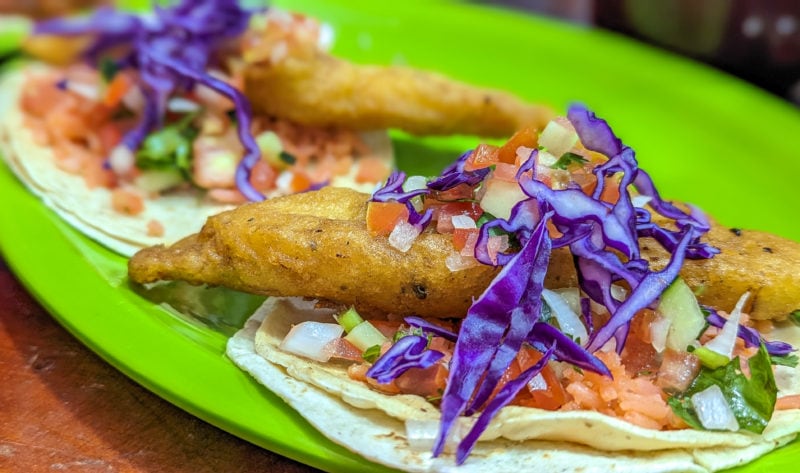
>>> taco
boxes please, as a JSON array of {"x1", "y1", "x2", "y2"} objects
[
  {"x1": 0, "y1": 3, "x2": 394, "y2": 256},
  {"x1": 1, "y1": 1, "x2": 552, "y2": 257},
  {"x1": 215, "y1": 105, "x2": 800, "y2": 471}
]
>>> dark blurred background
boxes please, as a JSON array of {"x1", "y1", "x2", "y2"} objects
[{"x1": 481, "y1": 0, "x2": 800, "y2": 105}]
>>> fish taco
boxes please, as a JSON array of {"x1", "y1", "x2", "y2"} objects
[
  {"x1": 0, "y1": 3, "x2": 395, "y2": 256},
  {"x1": 213, "y1": 106, "x2": 800, "y2": 471}
]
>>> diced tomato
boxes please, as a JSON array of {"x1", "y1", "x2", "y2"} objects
[
  {"x1": 97, "y1": 123, "x2": 123, "y2": 154},
  {"x1": 366, "y1": 201, "x2": 409, "y2": 236},
  {"x1": 395, "y1": 363, "x2": 449, "y2": 398},
  {"x1": 459, "y1": 231, "x2": 479, "y2": 257},
  {"x1": 110, "y1": 188, "x2": 144, "y2": 215},
  {"x1": 250, "y1": 160, "x2": 277, "y2": 192},
  {"x1": 103, "y1": 72, "x2": 134, "y2": 108},
  {"x1": 463, "y1": 143, "x2": 500, "y2": 171},
  {"x1": 599, "y1": 173, "x2": 621, "y2": 204},
  {"x1": 327, "y1": 337, "x2": 363, "y2": 362},
  {"x1": 355, "y1": 156, "x2": 390, "y2": 184},
  {"x1": 655, "y1": 349, "x2": 701, "y2": 393},
  {"x1": 288, "y1": 170, "x2": 312, "y2": 193},
  {"x1": 515, "y1": 346, "x2": 567, "y2": 411},
  {"x1": 492, "y1": 162, "x2": 518, "y2": 182},
  {"x1": 435, "y1": 201, "x2": 483, "y2": 234},
  {"x1": 147, "y1": 219, "x2": 165, "y2": 237},
  {"x1": 452, "y1": 228, "x2": 478, "y2": 251},
  {"x1": 82, "y1": 156, "x2": 116, "y2": 189},
  {"x1": 429, "y1": 183, "x2": 476, "y2": 202},
  {"x1": 497, "y1": 126, "x2": 539, "y2": 164},
  {"x1": 207, "y1": 188, "x2": 247, "y2": 204}
]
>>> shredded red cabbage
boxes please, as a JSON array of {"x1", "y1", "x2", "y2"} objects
[
  {"x1": 703, "y1": 306, "x2": 795, "y2": 357},
  {"x1": 365, "y1": 335, "x2": 444, "y2": 384},
  {"x1": 371, "y1": 171, "x2": 433, "y2": 229},
  {"x1": 455, "y1": 342, "x2": 556, "y2": 464},
  {"x1": 434, "y1": 214, "x2": 553, "y2": 457},
  {"x1": 404, "y1": 316, "x2": 457, "y2": 342},
  {"x1": 367, "y1": 104, "x2": 740, "y2": 463},
  {"x1": 35, "y1": 0, "x2": 268, "y2": 201}
]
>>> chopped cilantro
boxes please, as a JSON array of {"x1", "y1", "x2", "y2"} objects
[
  {"x1": 136, "y1": 111, "x2": 198, "y2": 175},
  {"x1": 668, "y1": 344, "x2": 777, "y2": 434},
  {"x1": 790, "y1": 310, "x2": 800, "y2": 326},
  {"x1": 771, "y1": 353, "x2": 799, "y2": 368},
  {"x1": 550, "y1": 152, "x2": 588, "y2": 170},
  {"x1": 98, "y1": 57, "x2": 120, "y2": 82},
  {"x1": 362, "y1": 344, "x2": 382, "y2": 363},
  {"x1": 279, "y1": 151, "x2": 297, "y2": 165}
]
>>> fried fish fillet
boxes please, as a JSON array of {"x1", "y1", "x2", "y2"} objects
[
  {"x1": 128, "y1": 187, "x2": 800, "y2": 320},
  {"x1": 244, "y1": 52, "x2": 554, "y2": 138}
]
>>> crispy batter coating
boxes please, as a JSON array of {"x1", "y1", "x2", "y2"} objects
[
  {"x1": 128, "y1": 187, "x2": 800, "y2": 320},
  {"x1": 244, "y1": 53, "x2": 554, "y2": 138}
]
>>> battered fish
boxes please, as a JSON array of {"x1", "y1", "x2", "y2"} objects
[
  {"x1": 128, "y1": 187, "x2": 800, "y2": 321},
  {"x1": 243, "y1": 52, "x2": 554, "y2": 138}
]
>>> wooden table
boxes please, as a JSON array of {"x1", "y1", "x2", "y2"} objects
[{"x1": 0, "y1": 256, "x2": 321, "y2": 473}]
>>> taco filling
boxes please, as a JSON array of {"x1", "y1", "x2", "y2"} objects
[{"x1": 223, "y1": 105, "x2": 800, "y2": 471}]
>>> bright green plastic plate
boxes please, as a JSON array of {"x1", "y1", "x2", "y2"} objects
[{"x1": 1, "y1": 1, "x2": 798, "y2": 472}]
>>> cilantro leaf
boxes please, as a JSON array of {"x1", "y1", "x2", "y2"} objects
[
  {"x1": 550, "y1": 152, "x2": 588, "y2": 170},
  {"x1": 362, "y1": 344, "x2": 382, "y2": 363},
  {"x1": 771, "y1": 353, "x2": 799, "y2": 368},
  {"x1": 136, "y1": 112, "x2": 199, "y2": 175},
  {"x1": 668, "y1": 344, "x2": 777, "y2": 433},
  {"x1": 790, "y1": 310, "x2": 800, "y2": 326}
]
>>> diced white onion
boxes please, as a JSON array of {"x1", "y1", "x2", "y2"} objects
[
  {"x1": 108, "y1": 145, "x2": 135, "y2": 175},
  {"x1": 536, "y1": 150, "x2": 558, "y2": 167},
  {"x1": 650, "y1": 316, "x2": 672, "y2": 354},
  {"x1": 167, "y1": 97, "x2": 201, "y2": 113},
  {"x1": 65, "y1": 80, "x2": 101, "y2": 101},
  {"x1": 122, "y1": 84, "x2": 145, "y2": 112},
  {"x1": 451, "y1": 214, "x2": 477, "y2": 230},
  {"x1": 445, "y1": 251, "x2": 478, "y2": 272},
  {"x1": 552, "y1": 287, "x2": 581, "y2": 315},
  {"x1": 403, "y1": 175, "x2": 428, "y2": 193},
  {"x1": 318, "y1": 22, "x2": 335, "y2": 50},
  {"x1": 542, "y1": 288, "x2": 589, "y2": 345},
  {"x1": 704, "y1": 292, "x2": 749, "y2": 359},
  {"x1": 691, "y1": 385, "x2": 739, "y2": 431},
  {"x1": 539, "y1": 120, "x2": 578, "y2": 157},
  {"x1": 527, "y1": 373, "x2": 548, "y2": 391},
  {"x1": 516, "y1": 145, "x2": 535, "y2": 164},
  {"x1": 388, "y1": 221, "x2": 420, "y2": 253},
  {"x1": 276, "y1": 170, "x2": 295, "y2": 193},
  {"x1": 279, "y1": 321, "x2": 344, "y2": 362}
]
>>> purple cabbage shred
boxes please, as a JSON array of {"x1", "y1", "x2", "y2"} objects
[
  {"x1": 35, "y1": 0, "x2": 268, "y2": 201},
  {"x1": 366, "y1": 335, "x2": 444, "y2": 384}
]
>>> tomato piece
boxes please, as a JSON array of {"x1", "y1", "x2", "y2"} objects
[
  {"x1": 366, "y1": 201, "x2": 409, "y2": 236},
  {"x1": 436, "y1": 201, "x2": 483, "y2": 233},
  {"x1": 492, "y1": 162, "x2": 518, "y2": 182},
  {"x1": 395, "y1": 363, "x2": 449, "y2": 398},
  {"x1": 452, "y1": 228, "x2": 478, "y2": 251},
  {"x1": 429, "y1": 183, "x2": 476, "y2": 202},
  {"x1": 463, "y1": 143, "x2": 500, "y2": 171},
  {"x1": 147, "y1": 219, "x2": 165, "y2": 237},
  {"x1": 110, "y1": 188, "x2": 144, "y2": 215},
  {"x1": 103, "y1": 72, "x2": 133, "y2": 108},
  {"x1": 498, "y1": 126, "x2": 539, "y2": 164},
  {"x1": 515, "y1": 346, "x2": 567, "y2": 411},
  {"x1": 355, "y1": 156, "x2": 390, "y2": 183},
  {"x1": 249, "y1": 160, "x2": 277, "y2": 192}
]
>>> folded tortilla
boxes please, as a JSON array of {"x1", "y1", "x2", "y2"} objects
[
  {"x1": 0, "y1": 65, "x2": 393, "y2": 257},
  {"x1": 226, "y1": 297, "x2": 800, "y2": 473}
]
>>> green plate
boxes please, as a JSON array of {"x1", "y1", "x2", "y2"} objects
[{"x1": 1, "y1": 1, "x2": 799, "y2": 472}]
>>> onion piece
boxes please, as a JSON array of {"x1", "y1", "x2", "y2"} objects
[
  {"x1": 704, "y1": 292, "x2": 749, "y2": 359},
  {"x1": 279, "y1": 321, "x2": 344, "y2": 362},
  {"x1": 649, "y1": 316, "x2": 672, "y2": 354},
  {"x1": 389, "y1": 220, "x2": 421, "y2": 252},
  {"x1": 451, "y1": 214, "x2": 477, "y2": 230},
  {"x1": 691, "y1": 384, "x2": 739, "y2": 431},
  {"x1": 542, "y1": 288, "x2": 589, "y2": 345}
]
